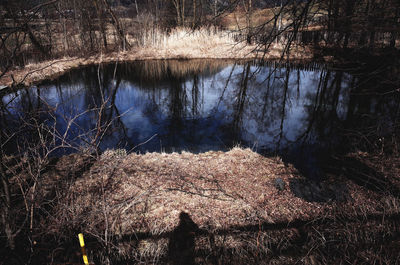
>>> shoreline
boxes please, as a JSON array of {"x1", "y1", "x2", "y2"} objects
[{"x1": 0, "y1": 43, "x2": 314, "y2": 90}]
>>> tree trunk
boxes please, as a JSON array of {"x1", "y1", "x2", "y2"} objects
[
  {"x1": 174, "y1": 0, "x2": 181, "y2": 26},
  {"x1": 102, "y1": 0, "x2": 130, "y2": 50},
  {"x1": 25, "y1": 23, "x2": 49, "y2": 56},
  {"x1": 182, "y1": 0, "x2": 185, "y2": 27},
  {"x1": 135, "y1": 0, "x2": 139, "y2": 17},
  {"x1": 0, "y1": 161, "x2": 15, "y2": 250},
  {"x1": 58, "y1": 2, "x2": 69, "y2": 53},
  {"x1": 390, "y1": 32, "x2": 396, "y2": 48},
  {"x1": 214, "y1": 0, "x2": 217, "y2": 26},
  {"x1": 369, "y1": 31, "x2": 375, "y2": 50},
  {"x1": 173, "y1": 0, "x2": 185, "y2": 26},
  {"x1": 193, "y1": 0, "x2": 196, "y2": 28},
  {"x1": 93, "y1": 0, "x2": 108, "y2": 50},
  {"x1": 246, "y1": 0, "x2": 252, "y2": 44}
]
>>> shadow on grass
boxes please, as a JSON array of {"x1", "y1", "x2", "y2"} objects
[
  {"x1": 288, "y1": 153, "x2": 400, "y2": 202},
  {"x1": 8, "y1": 210, "x2": 399, "y2": 265},
  {"x1": 326, "y1": 155, "x2": 400, "y2": 197},
  {"x1": 168, "y1": 212, "x2": 199, "y2": 265},
  {"x1": 289, "y1": 178, "x2": 350, "y2": 202}
]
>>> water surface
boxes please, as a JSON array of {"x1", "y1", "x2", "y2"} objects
[{"x1": 1, "y1": 59, "x2": 398, "y2": 178}]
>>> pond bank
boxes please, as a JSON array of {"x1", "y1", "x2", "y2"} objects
[
  {"x1": 52, "y1": 148, "x2": 393, "y2": 231},
  {"x1": 3, "y1": 147, "x2": 399, "y2": 263},
  {"x1": 52, "y1": 147, "x2": 397, "y2": 231},
  {"x1": 0, "y1": 42, "x2": 313, "y2": 89},
  {"x1": 33, "y1": 148, "x2": 398, "y2": 263}
]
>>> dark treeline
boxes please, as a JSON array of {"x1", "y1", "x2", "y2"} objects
[
  {"x1": 1, "y1": 0, "x2": 399, "y2": 78},
  {"x1": 0, "y1": 0, "x2": 237, "y2": 76}
]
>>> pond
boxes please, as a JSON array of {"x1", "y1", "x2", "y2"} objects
[{"x1": 1, "y1": 59, "x2": 399, "y2": 178}]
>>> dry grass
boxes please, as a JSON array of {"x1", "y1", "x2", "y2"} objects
[
  {"x1": 5, "y1": 147, "x2": 400, "y2": 263},
  {"x1": 0, "y1": 27, "x2": 313, "y2": 89},
  {"x1": 50, "y1": 148, "x2": 397, "y2": 238},
  {"x1": 136, "y1": 27, "x2": 254, "y2": 59}
]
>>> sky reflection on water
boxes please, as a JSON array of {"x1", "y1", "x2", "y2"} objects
[{"x1": 2, "y1": 59, "x2": 397, "y2": 178}]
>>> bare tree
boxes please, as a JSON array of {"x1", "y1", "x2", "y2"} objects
[{"x1": 101, "y1": 0, "x2": 130, "y2": 50}]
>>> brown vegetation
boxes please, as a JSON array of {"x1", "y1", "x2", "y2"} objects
[
  {"x1": 0, "y1": 27, "x2": 314, "y2": 89},
  {"x1": 54, "y1": 148, "x2": 389, "y2": 234},
  {"x1": 18, "y1": 147, "x2": 396, "y2": 263}
]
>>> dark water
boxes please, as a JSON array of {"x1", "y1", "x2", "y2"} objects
[{"x1": 1, "y1": 59, "x2": 399, "y2": 178}]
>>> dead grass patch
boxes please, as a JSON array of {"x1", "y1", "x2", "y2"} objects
[
  {"x1": 6, "y1": 147, "x2": 400, "y2": 263},
  {"x1": 50, "y1": 147, "x2": 396, "y2": 239}
]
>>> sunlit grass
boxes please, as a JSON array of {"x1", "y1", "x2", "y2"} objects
[{"x1": 136, "y1": 26, "x2": 253, "y2": 59}]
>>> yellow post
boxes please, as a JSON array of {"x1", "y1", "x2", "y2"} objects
[{"x1": 78, "y1": 233, "x2": 89, "y2": 265}]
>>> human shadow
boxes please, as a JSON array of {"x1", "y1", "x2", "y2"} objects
[{"x1": 168, "y1": 212, "x2": 199, "y2": 265}]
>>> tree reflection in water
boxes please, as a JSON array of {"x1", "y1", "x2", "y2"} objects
[{"x1": 1, "y1": 59, "x2": 399, "y2": 178}]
